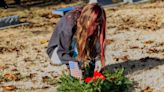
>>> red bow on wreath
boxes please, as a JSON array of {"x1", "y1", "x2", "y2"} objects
[{"x1": 84, "y1": 71, "x2": 105, "y2": 83}]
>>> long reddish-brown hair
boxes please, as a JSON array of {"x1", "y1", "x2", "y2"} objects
[{"x1": 76, "y1": 3, "x2": 106, "y2": 66}]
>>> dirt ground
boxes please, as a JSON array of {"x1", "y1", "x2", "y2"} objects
[{"x1": 0, "y1": 1, "x2": 164, "y2": 92}]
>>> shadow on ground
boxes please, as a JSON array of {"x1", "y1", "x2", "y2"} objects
[
  {"x1": 101, "y1": 57, "x2": 164, "y2": 91},
  {"x1": 102, "y1": 57, "x2": 164, "y2": 74}
]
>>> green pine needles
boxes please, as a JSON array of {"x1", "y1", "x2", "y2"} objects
[{"x1": 57, "y1": 69, "x2": 132, "y2": 92}]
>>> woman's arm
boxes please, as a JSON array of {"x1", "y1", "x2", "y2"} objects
[
  {"x1": 47, "y1": 15, "x2": 64, "y2": 58},
  {"x1": 57, "y1": 13, "x2": 77, "y2": 63}
]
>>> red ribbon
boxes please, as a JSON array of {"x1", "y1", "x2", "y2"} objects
[{"x1": 84, "y1": 71, "x2": 105, "y2": 83}]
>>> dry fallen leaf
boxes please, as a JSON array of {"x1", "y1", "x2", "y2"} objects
[
  {"x1": 51, "y1": 13, "x2": 61, "y2": 18},
  {"x1": 143, "y1": 86, "x2": 152, "y2": 92},
  {"x1": 4, "y1": 73, "x2": 17, "y2": 81},
  {"x1": 29, "y1": 73, "x2": 37, "y2": 79},
  {"x1": 2, "y1": 85, "x2": 16, "y2": 91},
  {"x1": 106, "y1": 39, "x2": 114, "y2": 45},
  {"x1": 113, "y1": 57, "x2": 119, "y2": 62},
  {"x1": 0, "y1": 66, "x2": 6, "y2": 70},
  {"x1": 42, "y1": 13, "x2": 61, "y2": 19},
  {"x1": 42, "y1": 86, "x2": 50, "y2": 89},
  {"x1": 113, "y1": 55, "x2": 129, "y2": 62},
  {"x1": 161, "y1": 53, "x2": 164, "y2": 58},
  {"x1": 40, "y1": 40, "x2": 48, "y2": 44},
  {"x1": 120, "y1": 55, "x2": 129, "y2": 61},
  {"x1": 144, "y1": 40, "x2": 154, "y2": 44},
  {"x1": 130, "y1": 46, "x2": 140, "y2": 49},
  {"x1": 147, "y1": 48, "x2": 159, "y2": 53},
  {"x1": 42, "y1": 76, "x2": 51, "y2": 83},
  {"x1": 0, "y1": 80, "x2": 3, "y2": 83}
]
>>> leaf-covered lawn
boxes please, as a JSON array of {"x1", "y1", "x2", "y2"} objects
[{"x1": 0, "y1": 1, "x2": 164, "y2": 92}]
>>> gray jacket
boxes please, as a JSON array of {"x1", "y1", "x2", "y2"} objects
[{"x1": 47, "y1": 9, "x2": 100, "y2": 63}]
